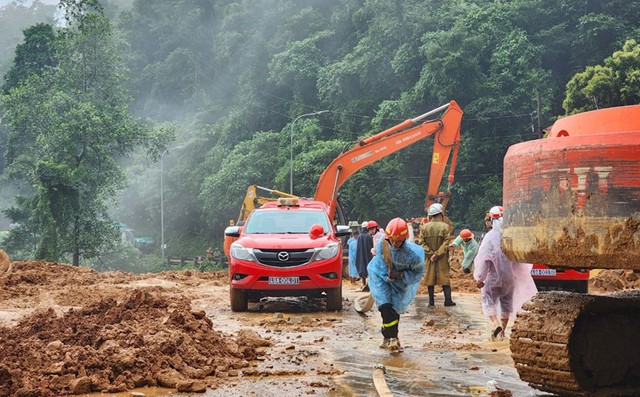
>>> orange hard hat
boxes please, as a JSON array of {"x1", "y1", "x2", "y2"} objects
[
  {"x1": 385, "y1": 218, "x2": 409, "y2": 241},
  {"x1": 367, "y1": 220, "x2": 379, "y2": 229},
  {"x1": 459, "y1": 229, "x2": 474, "y2": 239}
]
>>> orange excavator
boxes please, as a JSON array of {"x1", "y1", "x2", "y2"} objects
[
  {"x1": 503, "y1": 104, "x2": 640, "y2": 396},
  {"x1": 224, "y1": 101, "x2": 463, "y2": 256},
  {"x1": 314, "y1": 100, "x2": 463, "y2": 220}
]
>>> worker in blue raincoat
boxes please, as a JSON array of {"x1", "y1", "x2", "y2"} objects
[
  {"x1": 368, "y1": 218, "x2": 425, "y2": 351},
  {"x1": 347, "y1": 229, "x2": 359, "y2": 284}
]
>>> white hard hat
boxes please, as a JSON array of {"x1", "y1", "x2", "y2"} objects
[
  {"x1": 361, "y1": 221, "x2": 369, "y2": 228},
  {"x1": 428, "y1": 203, "x2": 443, "y2": 216},
  {"x1": 489, "y1": 205, "x2": 504, "y2": 219}
]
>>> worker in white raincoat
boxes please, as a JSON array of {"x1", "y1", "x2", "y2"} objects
[
  {"x1": 474, "y1": 206, "x2": 537, "y2": 339},
  {"x1": 368, "y1": 218, "x2": 425, "y2": 351}
]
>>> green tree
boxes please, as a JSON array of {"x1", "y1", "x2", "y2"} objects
[
  {"x1": 1, "y1": 0, "x2": 171, "y2": 265},
  {"x1": 2, "y1": 23, "x2": 57, "y2": 93},
  {"x1": 111, "y1": 0, "x2": 640, "y2": 241},
  {"x1": 563, "y1": 39, "x2": 640, "y2": 114},
  {"x1": 200, "y1": 130, "x2": 285, "y2": 231},
  {"x1": 0, "y1": 1, "x2": 57, "y2": 78}
]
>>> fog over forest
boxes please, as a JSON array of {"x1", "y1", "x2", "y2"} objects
[{"x1": 1, "y1": 0, "x2": 638, "y2": 267}]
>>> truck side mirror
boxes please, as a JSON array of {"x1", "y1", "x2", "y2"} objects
[
  {"x1": 224, "y1": 226, "x2": 240, "y2": 237},
  {"x1": 335, "y1": 225, "x2": 351, "y2": 237}
]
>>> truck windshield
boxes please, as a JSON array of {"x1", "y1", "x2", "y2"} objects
[{"x1": 244, "y1": 210, "x2": 331, "y2": 234}]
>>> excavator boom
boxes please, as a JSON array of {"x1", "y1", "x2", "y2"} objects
[{"x1": 314, "y1": 101, "x2": 463, "y2": 219}]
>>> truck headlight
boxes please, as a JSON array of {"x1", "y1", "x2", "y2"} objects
[
  {"x1": 230, "y1": 242, "x2": 257, "y2": 262},
  {"x1": 314, "y1": 243, "x2": 339, "y2": 261}
]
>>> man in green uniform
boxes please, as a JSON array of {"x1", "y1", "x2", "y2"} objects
[{"x1": 419, "y1": 203, "x2": 456, "y2": 307}]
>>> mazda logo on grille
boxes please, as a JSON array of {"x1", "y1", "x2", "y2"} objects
[{"x1": 277, "y1": 251, "x2": 290, "y2": 261}]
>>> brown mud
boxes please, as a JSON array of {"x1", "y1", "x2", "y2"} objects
[{"x1": 0, "y1": 248, "x2": 634, "y2": 396}]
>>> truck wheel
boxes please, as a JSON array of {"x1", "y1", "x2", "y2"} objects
[
  {"x1": 326, "y1": 287, "x2": 342, "y2": 311},
  {"x1": 230, "y1": 288, "x2": 248, "y2": 312}
]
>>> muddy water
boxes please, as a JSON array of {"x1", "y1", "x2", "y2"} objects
[
  {"x1": 80, "y1": 288, "x2": 551, "y2": 397},
  {"x1": 327, "y1": 291, "x2": 551, "y2": 396}
]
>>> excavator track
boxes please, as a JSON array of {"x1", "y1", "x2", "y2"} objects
[{"x1": 510, "y1": 291, "x2": 640, "y2": 396}]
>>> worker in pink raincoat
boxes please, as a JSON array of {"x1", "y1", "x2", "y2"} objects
[{"x1": 474, "y1": 206, "x2": 537, "y2": 340}]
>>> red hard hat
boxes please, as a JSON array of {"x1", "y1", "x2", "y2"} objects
[
  {"x1": 309, "y1": 223, "x2": 325, "y2": 238},
  {"x1": 385, "y1": 218, "x2": 409, "y2": 241},
  {"x1": 459, "y1": 229, "x2": 474, "y2": 239},
  {"x1": 367, "y1": 220, "x2": 379, "y2": 229}
]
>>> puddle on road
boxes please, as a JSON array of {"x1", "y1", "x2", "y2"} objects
[{"x1": 329, "y1": 291, "x2": 552, "y2": 397}]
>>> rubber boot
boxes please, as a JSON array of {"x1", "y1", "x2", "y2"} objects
[
  {"x1": 427, "y1": 286, "x2": 435, "y2": 306},
  {"x1": 443, "y1": 285, "x2": 456, "y2": 306},
  {"x1": 379, "y1": 303, "x2": 400, "y2": 339}
]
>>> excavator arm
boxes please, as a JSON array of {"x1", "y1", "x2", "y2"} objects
[
  {"x1": 313, "y1": 101, "x2": 463, "y2": 220},
  {"x1": 236, "y1": 185, "x2": 297, "y2": 224},
  {"x1": 224, "y1": 185, "x2": 297, "y2": 257}
]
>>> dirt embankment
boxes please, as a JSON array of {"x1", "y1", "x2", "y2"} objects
[
  {"x1": 0, "y1": 250, "x2": 10, "y2": 273},
  {"x1": 0, "y1": 257, "x2": 271, "y2": 397}
]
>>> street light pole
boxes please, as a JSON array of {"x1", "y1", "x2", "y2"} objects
[
  {"x1": 160, "y1": 149, "x2": 167, "y2": 261},
  {"x1": 160, "y1": 146, "x2": 184, "y2": 261},
  {"x1": 290, "y1": 110, "x2": 329, "y2": 194}
]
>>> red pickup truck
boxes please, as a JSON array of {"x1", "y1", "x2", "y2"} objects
[
  {"x1": 531, "y1": 264, "x2": 589, "y2": 293},
  {"x1": 224, "y1": 197, "x2": 351, "y2": 312}
]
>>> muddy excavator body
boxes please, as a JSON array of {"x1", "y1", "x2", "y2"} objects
[{"x1": 503, "y1": 104, "x2": 640, "y2": 396}]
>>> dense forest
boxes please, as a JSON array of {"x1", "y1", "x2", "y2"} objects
[{"x1": 0, "y1": 0, "x2": 639, "y2": 269}]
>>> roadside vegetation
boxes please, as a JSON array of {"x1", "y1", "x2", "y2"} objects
[{"x1": 1, "y1": 0, "x2": 639, "y2": 270}]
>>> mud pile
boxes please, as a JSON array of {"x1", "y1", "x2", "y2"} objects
[
  {"x1": 0, "y1": 261, "x2": 270, "y2": 396},
  {"x1": 591, "y1": 269, "x2": 640, "y2": 292},
  {"x1": 448, "y1": 247, "x2": 479, "y2": 293},
  {"x1": 0, "y1": 250, "x2": 10, "y2": 273}
]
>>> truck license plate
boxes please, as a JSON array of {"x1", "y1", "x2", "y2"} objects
[
  {"x1": 268, "y1": 276, "x2": 300, "y2": 285},
  {"x1": 531, "y1": 268, "x2": 556, "y2": 276}
]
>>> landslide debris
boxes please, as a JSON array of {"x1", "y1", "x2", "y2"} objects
[
  {"x1": 0, "y1": 250, "x2": 10, "y2": 273},
  {"x1": 0, "y1": 261, "x2": 271, "y2": 396},
  {"x1": 591, "y1": 269, "x2": 640, "y2": 292}
]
